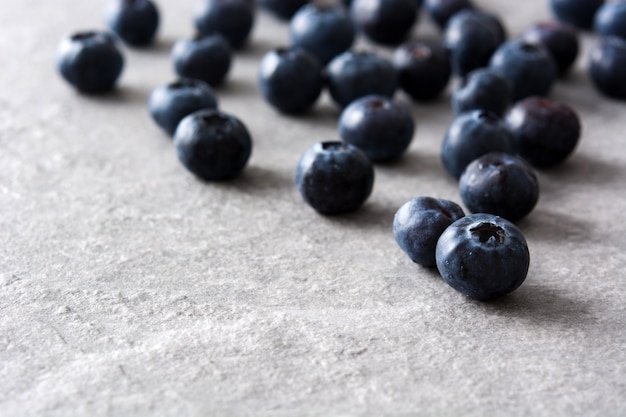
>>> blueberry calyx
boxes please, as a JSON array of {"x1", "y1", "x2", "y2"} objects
[{"x1": 470, "y1": 222, "x2": 505, "y2": 244}]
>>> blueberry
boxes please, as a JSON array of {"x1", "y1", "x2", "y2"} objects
[
  {"x1": 56, "y1": 31, "x2": 124, "y2": 94},
  {"x1": 522, "y1": 21, "x2": 579, "y2": 76},
  {"x1": 171, "y1": 34, "x2": 232, "y2": 87},
  {"x1": 193, "y1": 0, "x2": 255, "y2": 49},
  {"x1": 506, "y1": 96, "x2": 581, "y2": 168},
  {"x1": 105, "y1": 0, "x2": 159, "y2": 47},
  {"x1": 338, "y1": 95, "x2": 415, "y2": 162},
  {"x1": 588, "y1": 36, "x2": 626, "y2": 100},
  {"x1": 258, "y1": 0, "x2": 310, "y2": 20},
  {"x1": 393, "y1": 197, "x2": 465, "y2": 267},
  {"x1": 550, "y1": 0, "x2": 605, "y2": 30},
  {"x1": 295, "y1": 141, "x2": 374, "y2": 214},
  {"x1": 393, "y1": 40, "x2": 451, "y2": 101},
  {"x1": 443, "y1": 10, "x2": 507, "y2": 77},
  {"x1": 424, "y1": 0, "x2": 473, "y2": 29},
  {"x1": 290, "y1": 3, "x2": 355, "y2": 65},
  {"x1": 459, "y1": 152, "x2": 539, "y2": 222},
  {"x1": 148, "y1": 79, "x2": 219, "y2": 136},
  {"x1": 452, "y1": 68, "x2": 512, "y2": 116},
  {"x1": 350, "y1": 0, "x2": 418, "y2": 46},
  {"x1": 441, "y1": 110, "x2": 515, "y2": 179},
  {"x1": 594, "y1": 2, "x2": 626, "y2": 41},
  {"x1": 489, "y1": 40, "x2": 557, "y2": 102},
  {"x1": 258, "y1": 47, "x2": 324, "y2": 114},
  {"x1": 326, "y1": 51, "x2": 397, "y2": 108},
  {"x1": 435, "y1": 213, "x2": 530, "y2": 301},
  {"x1": 173, "y1": 109, "x2": 252, "y2": 181}
]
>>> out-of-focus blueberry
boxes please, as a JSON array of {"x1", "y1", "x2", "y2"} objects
[
  {"x1": 350, "y1": 0, "x2": 418, "y2": 46},
  {"x1": 424, "y1": 0, "x2": 473, "y2": 29},
  {"x1": 550, "y1": 0, "x2": 604, "y2": 29},
  {"x1": 171, "y1": 34, "x2": 232, "y2": 87},
  {"x1": 193, "y1": 0, "x2": 255, "y2": 49},
  {"x1": 452, "y1": 68, "x2": 512, "y2": 116},
  {"x1": 393, "y1": 40, "x2": 452, "y2": 101},
  {"x1": 522, "y1": 21, "x2": 579, "y2": 76},
  {"x1": 594, "y1": 2, "x2": 626, "y2": 41},
  {"x1": 258, "y1": 0, "x2": 310, "y2": 20},
  {"x1": 105, "y1": 0, "x2": 160, "y2": 46},
  {"x1": 588, "y1": 36, "x2": 626, "y2": 100}
]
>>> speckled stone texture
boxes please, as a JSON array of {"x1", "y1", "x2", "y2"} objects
[{"x1": 1, "y1": 1, "x2": 625, "y2": 416}]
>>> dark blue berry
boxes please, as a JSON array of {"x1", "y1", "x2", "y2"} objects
[
  {"x1": 290, "y1": 3, "x2": 355, "y2": 65},
  {"x1": 441, "y1": 110, "x2": 515, "y2": 179},
  {"x1": 393, "y1": 197, "x2": 465, "y2": 267},
  {"x1": 594, "y1": 2, "x2": 626, "y2": 41},
  {"x1": 174, "y1": 109, "x2": 252, "y2": 181},
  {"x1": 295, "y1": 141, "x2": 374, "y2": 214},
  {"x1": 522, "y1": 21, "x2": 579, "y2": 76},
  {"x1": 489, "y1": 40, "x2": 557, "y2": 101},
  {"x1": 506, "y1": 96, "x2": 581, "y2": 168},
  {"x1": 258, "y1": 0, "x2": 310, "y2": 20},
  {"x1": 424, "y1": 0, "x2": 473, "y2": 29},
  {"x1": 326, "y1": 51, "x2": 397, "y2": 108},
  {"x1": 393, "y1": 40, "x2": 451, "y2": 101},
  {"x1": 338, "y1": 95, "x2": 415, "y2": 162},
  {"x1": 452, "y1": 68, "x2": 512, "y2": 116},
  {"x1": 550, "y1": 0, "x2": 604, "y2": 30},
  {"x1": 443, "y1": 10, "x2": 506, "y2": 77},
  {"x1": 105, "y1": 0, "x2": 159, "y2": 46},
  {"x1": 193, "y1": 0, "x2": 255, "y2": 49},
  {"x1": 171, "y1": 34, "x2": 232, "y2": 87},
  {"x1": 459, "y1": 152, "x2": 539, "y2": 222},
  {"x1": 350, "y1": 0, "x2": 418, "y2": 46},
  {"x1": 56, "y1": 31, "x2": 124, "y2": 94},
  {"x1": 435, "y1": 213, "x2": 530, "y2": 301},
  {"x1": 588, "y1": 36, "x2": 626, "y2": 100},
  {"x1": 148, "y1": 79, "x2": 219, "y2": 136},
  {"x1": 258, "y1": 47, "x2": 324, "y2": 114}
]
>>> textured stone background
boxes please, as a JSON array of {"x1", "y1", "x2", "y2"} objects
[{"x1": 1, "y1": 1, "x2": 625, "y2": 416}]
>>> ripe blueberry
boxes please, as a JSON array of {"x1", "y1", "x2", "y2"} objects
[
  {"x1": 588, "y1": 36, "x2": 626, "y2": 100},
  {"x1": 258, "y1": 0, "x2": 310, "y2": 20},
  {"x1": 452, "y1": 68, "x2": 512, "y2": 116},
  {"x1": 393, "y1": 40, "x2": 451, "y2": 101},
  {"x1": 594, "y1": 2, "x2": 626, "y2": 41},
  {"x1": 193, "y1": 0, "x2": 255, "y2": 49},
  {"x1": 105, "y1": 0, "x2": 159, "y2": 47},
  {"x1": 522, "y1": 21, "x2": 579, "y2": 76},
  {"x1": 171, "y1": 34, "x2": 232, "y2": 87},
  {"x1": 424, "y1": 0, "x2": 473, "y2": 29},
  {"x1": 350, "y1": 0, "x2": 418, "y2": 46},
  {"x1": 550, "y1": 0, "x2": 604, "y2": 30}
]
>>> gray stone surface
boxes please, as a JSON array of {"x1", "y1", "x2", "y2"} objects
[{"x1": 1, "y1": 1, "x2": 625, "y2": 416}]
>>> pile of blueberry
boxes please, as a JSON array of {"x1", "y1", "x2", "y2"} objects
[{"x1": 55, "y1": 0, "x2": 626, "y2": 301}]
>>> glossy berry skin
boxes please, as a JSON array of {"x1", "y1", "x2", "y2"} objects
[
  {"x1": 171, "y1": 34, "x2": 232, "y2": 87},
  {"x1": 452, "y1": 68, "x2": 512, "y2": 116},
  {"x1": 489, "y1": 40, "x2": 557, "y2": 102},
  {"x1": 173, "y1": 109, "x2": 252, "y2": 181},
  {"x1": 459, "y1": 152, "x2": 539, "y2": 222},
  {"x1": 393, "y1": 197, "x2": 465, "y2": 267},
  {"x1": 338, "y1": 95, "x2": 415, "y2": 162},
  {"x1": 506, "y1": 97, "x2": 581, "y2": 168},
  {"x1": 594, "y1": 2, "x2": 626, "y2": 41},
  {"x1": 105, "y1": 0, "x2": 159, "y2": 46},
  {"x1": 441, "y1": 110, "x2": 515, "y2": 179},
  {"x1": 435, "y1": 213, "x2": 530, "y2": 301},
  {"x1": 193, "y1": 0, "x2": 255, "y2": 49},
  {"x1": 148, "y1": 79, "x2": 218, "y2": 136},
  {"x1": 258, "y1": 47, "x2": 323, "y2": 114},
  {"x1": 522, "y1": 21, "x2": 579, "y2": 76},
  {"x1": 290, "y1": 4, "x2": 355, "y2": 65},
  {"x1": 295, "y1": 141, "x2": 374, "y2": 215},
  {"x1": 326, "y1": 51, "x2": 397, "y2": 108},
  {"x1": 550, "y1": 0, "x2": 604, "y2": 29},
  {"x1": 350, "y1": 0, "x2": 418, "y2": 46},
  {"x1": 258, "y1": 0, "x2": 309, "y2": 20},
  {"x1": 393, "y1": 40, "x2": 451, "y2": 101},
  {"x1": 444, "y1": 10, "x2": 506, "y2": 77},
  {"x1": 424, "y1": 0, "x2": 473, "y2": 29},
  {"x1": 588, "y1": 36, "x2": 626, "y2": 100},
  {"x1": 56, "y1": 31, "x2": 124, "y2": 94}
]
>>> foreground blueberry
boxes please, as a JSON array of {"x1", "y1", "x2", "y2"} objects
[
  {"x1": 338, "y1": 95, "x2": 415, "y2": 162},
  {"x1": 148, "y1": 79, "x2": 218, "y2": 136},
  {"x1": 460, "y1": 152, "x2": 539, "y2": 222},
  {"x1": 193, "y1": 0, "x2": 255, "y2": 49},
  {"x1": 56, "y1": 31, "x2": 124, "y2": 93},
  {"x1": 258, "y1": 47, "x2": 324, "y2": 114},
  {"x1": 441, "y1": 110, "x2": 515, "y2": 179},
  {"x1": 171, "y1": 34, "x2": 232, "y2": 87},
  {"x1": 436, "y1": 213, "x2": 530, "y2": 301},
  {"x1": 424, "y1": 0, "x2": 473, "y2": 29},
  {"x1": 393, "y1": 197, "x2": 465, "y2": 267},
  {"x1": 506, "y1": 97, "x2": 581, "y2": 167},
  {"x1": 258, "y1": 0, "x2": 310, "y2": 20},
  {"x1": 452, "y1": 68, "x2": 512, "y2": 116},
  {"x1": 594, "y1": 2, "x2": 626, "y2": 41},
  {"x1": 295, "y1": 141, "x2": 374, "y2": 214},
  {"x1": 105, "y1": 0, "x2": 160, "y2": 46},
  {"x1": 350, "y1": 0, "x2": 418, "y2": 45},
  {"x1": 393, "y1": 40, "x2": 451, "y2": 101},
  {"x1": 588, "y1": 36, "x2": 626, "y2": 100},
  {"x1": 489, "y1": 40, "x2": 557, "y2": 101},
  {"x1": 174, "y1": 109, "x2": 252, "y2": 181},
  {"x1": 326, "y1": 51, "x2": 397, "y2": 108},
  {"x1": 522, "y1": 21, "x2": 579, "y2": 76},
  {"x1": 550, "y1": 0, "x2": 604, "y2": 29}
]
